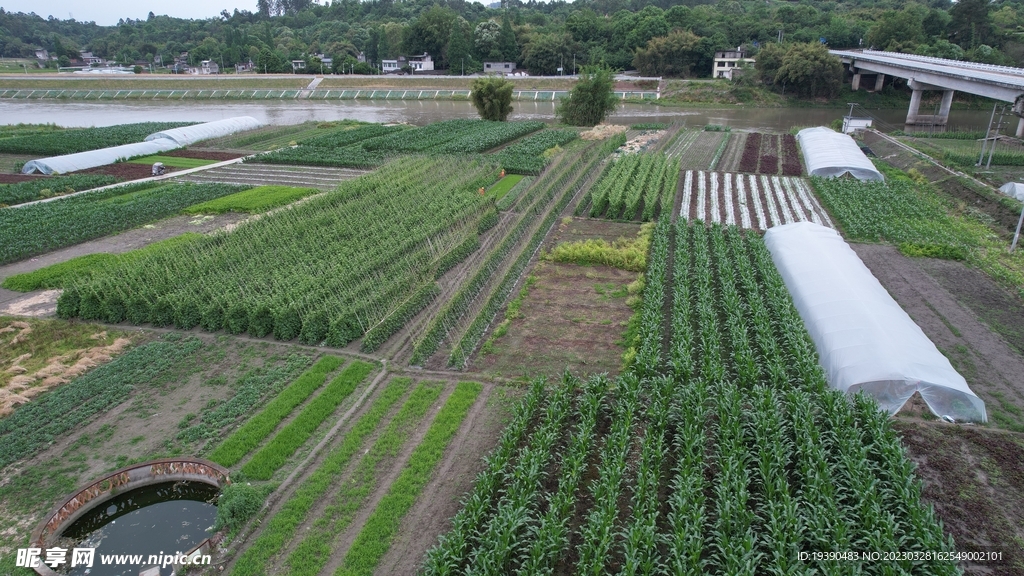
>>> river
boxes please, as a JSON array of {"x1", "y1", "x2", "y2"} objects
[{"x1": 0, "y1": 99, "x2": 1001, "y2": 132}]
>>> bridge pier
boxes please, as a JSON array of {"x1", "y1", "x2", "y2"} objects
[
  {"x1": 1017, "y1": 117, "x2": 1024, "y2": 138},
  {"x1": 906, "y1": 80, "x2": 954, "y2": 126},
  {"x1": 852, "y1": 73, "x2": 861, "y2": 91},
  {"x1": 874, "y1": 73, "x2": 886, "y2": 91}
]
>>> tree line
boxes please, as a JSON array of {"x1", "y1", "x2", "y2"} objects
[{"x1": 1, "y1": 0, "x2": 1021, "y2": 78}]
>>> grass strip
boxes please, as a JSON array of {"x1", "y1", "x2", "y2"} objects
[
  {"x1": 334, "y1": 381, "x2": 483, "y2": 576},
  {"x1": 182, "y1": 185, "x2": 319, "y2": 215},
  {"x1": 207, "y1": 356, "x2": 345, "y2": 467},
  {"x1": 488, "y1": 174, "x2": 524, "y2": 201},
  {"x1": 2, "y1": 233, "x2": 203, "y2": 292},
  {"x1": 229, "y1": 376, "x2": 411, "y2": 576},
  {"x1": 285, "y1": 381, "x2": 445, "y2": 576},
  {"x1": 126, "y1": 155, "x2": 218, "y2": 169},
  {"x1": 241, "y1": 360, "x2": 375, "y2": 480}
]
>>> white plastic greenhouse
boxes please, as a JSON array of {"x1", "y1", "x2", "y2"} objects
[
  {"x1": 999, "y1": 182, "x2": 1024, "y2": 201},
  {"x1": 21, "y1": 117, "x2": 264, "y2": 175},
  {"x1": 796, "y1": 126, "x2": 884, "y2": 182},
  {"x1": 764, "y1": 222, "x2": 987, "y2": 422},
  {"x1": 145, "y1": 117, "x2": 264, "y2": 147},
  {"x1": 21, "y1": 140, "x2": 180, "y2": 175}
]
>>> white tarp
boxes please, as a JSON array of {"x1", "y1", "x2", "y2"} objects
[
  {"x1": 21, "y1": 139, "x2": 180, "y2": 175},
  {"x1": 764, "y1": 222, "x2": 986, "y2": 422},
  {"x1": 999, "y1": 182, "x2": 1024, "y2": 202},
  {"x1": 145, "y1": 116, "x2": 264, "y2": 147},
  {"x1": 796, "y1": 126, "x2": 884, "y2": 182}
]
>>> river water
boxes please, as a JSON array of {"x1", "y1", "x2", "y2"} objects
[{"x1": 0, "y1": 99, "x2": 1000, "y2": 131}]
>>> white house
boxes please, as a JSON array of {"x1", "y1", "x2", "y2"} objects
[
  {"x1": 383, "y1": 53, "x2": 434, "y2": 73},
  {"x1": 713, "y1": 49, "x2": 755, "y2": 79}
]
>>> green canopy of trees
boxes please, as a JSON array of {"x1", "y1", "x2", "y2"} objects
[
  {"x1": 470, "y1": 76, "x2": 514, "y2": 121},
  {"x1": 557, "y1": 66, "x2": 617, "y2": 127}
]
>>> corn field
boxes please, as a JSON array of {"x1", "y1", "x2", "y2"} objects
[
  {"x1": 421, "y1": 221, "x2": 958, "y2": 576},
  {"x1": 57, "y1": 157, "x2": 499, "y2": 346}
]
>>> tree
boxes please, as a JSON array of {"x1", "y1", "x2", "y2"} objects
[
  {"x1": 470, "y1": 76, "x2": 514, "y2": 121},
  {"x1": 754, "y1": 43, "x2": 786, "y2": 87},
  {"x1": 556, "y1": 65, "x2": 617, "y2": 127},
  {"x1": 498, "y1": 12, "x2": 518, "y2": 62},
  {"x1": 774, "y1": 42, "x2": 842, "y2": 99},
  {"x1": 447, "y1": 18, "x2": 473, "y2": 75},
  {"x1": 521, "y1": 32, "x2": 569, "y2": 75},
  {"x1": 949, "y1": 0, "x2": 992, "y2": 49},
  {"x1": 633, "y1": 30, "x2": 702, "y2": 77}
]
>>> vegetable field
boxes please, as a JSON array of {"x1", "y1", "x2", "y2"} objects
[
  {"x1": 0, "y1": 182, "x2": 244, "y2": 265},
  {"x1": 422, "y1": 222, "x2": 958, "y2": 576},
  {"x1": 585, "y1": 154, "x2": 680, "y2": 220},
  {"x1": 251, "y1": 120, "x2": 543, "y2": 169},
  {"x1": 680, "y1": 171, "x2": 833, "y2": 231},
  {"x1": 673, "y1": 131, "x2": 727, "y2": 170},
  {"x1": 811, "y1": 175, "x2": 973, "y2": 258},
  {"x1": 0, "y1": 122, "x2": 193, "y2": 156},
  {"x1": 739, "y1": 133, "x2": 803, "y2": 176},
  {"x1": 230, "y1": 377, "x2": 484, "y2": 576},
  {"x1": 494, "y1": 129, "x2": 579, "y2": 175},
  {"x1": 0, "y1": 174, "x2": 119, "y2": 207},
  {"x1": 58, "y1": 157, "x2": 499, "y2": 347}
]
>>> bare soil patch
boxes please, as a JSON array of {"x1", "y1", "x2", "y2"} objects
[
  {"x1": 0, "y1": 173, "x2": 44, "y2": 184},
  {"x1": 469, "y1": 217, "x2": 640, "y2": 379},
  {"x1": 853, "y1": 243, "x2": 1024, "y2": 432},
  {"x1": 895, "y1": 420, "x2": 1024, "y2": 575},
  {"x1": 75, "y1": 162, "x2": 174, "y2": 179}
]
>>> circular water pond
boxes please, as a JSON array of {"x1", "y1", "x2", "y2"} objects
[{"x1": 58, "y1": 481, "x2": 218, "y2": 576}]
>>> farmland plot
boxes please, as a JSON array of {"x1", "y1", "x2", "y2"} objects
[
  {"x1": 422, "y1": 222, "x2": 960, "y2": 576},
  {"x1": 586, "y1": 153, "x2": 680, "y2": 220},
  {"x1": 58, "y1": 157, "x2": 499, "y2": 347},
  {"x1": 680, "y1": 170, "x2": 833, "y2": 231},
  {"x1": 677, "y1": 131, "x2": 726, "y2": 170}
]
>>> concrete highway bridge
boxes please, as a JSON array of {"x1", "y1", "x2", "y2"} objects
[{"x1": 831, "y1": 50, "x2": 1024, "y2": 136}]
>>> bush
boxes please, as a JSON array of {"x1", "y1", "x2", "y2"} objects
[
  {"x1": 214, "y1": 483, "x2": 269, "y2": 537},
  {"x1": 556, "y1": 66, "x2": 617, "y2": 127},
  {"x1": 470, "y1": 76, "x2": 514, "y2": 122}
]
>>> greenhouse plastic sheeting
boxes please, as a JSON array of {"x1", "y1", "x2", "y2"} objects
[
  {"x1": 764, "y1": 222, "x2": 986, "y2": 422},
  {"x1": 145, "y1": 116, "x2": 264, "y2": 146},
  {"x1": 796, "y1": 126, "x2": 884, "y2": 181},
  {"x1": 999, "y1": 182, "x2": 1024, "y2": 202},
  {"x1": 21, "y1": 139, "x2": 180, "y2": 175}
]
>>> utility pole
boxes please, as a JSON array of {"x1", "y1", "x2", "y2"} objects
[
  {"x1": 979, "y1": 103, "x2": 997, "y2": 166},
  {"x1": 461, "y1": 58, "x2": 464, "y2": 76},
  {"x1": 987, "y1": 105, "x2": 1006, "y2": 169}
]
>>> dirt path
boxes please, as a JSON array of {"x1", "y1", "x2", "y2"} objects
[
  {"x1": 373, "y1": 383, "x2": 510, "y2": 576},
  {"x1": 853, "y1": 243, "x2": 1024, "y2": 431}
]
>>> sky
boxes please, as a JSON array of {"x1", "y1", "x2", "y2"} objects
[{"x1": 0, "y1": 0, "x2": 256, "y2": 26}]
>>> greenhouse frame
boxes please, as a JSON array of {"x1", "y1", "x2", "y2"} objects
[
  {"x1": 145, "y1": 116, "x2": 264, "y2": 147},
  {"x1": 765, "y1": 222, "x2": 987, "y2": 422}
]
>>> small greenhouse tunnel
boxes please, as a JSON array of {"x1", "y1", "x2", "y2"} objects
[
  {"x1": 796, "y1": 126, "x2": 884, "y2": 182},
  {"x1": 765, "y1": 222, "x2": 986, "y2": 422}
]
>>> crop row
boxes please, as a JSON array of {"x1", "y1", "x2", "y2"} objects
[
  {"x1": 242, "y1": 361, "x2": 376, "y2": 480},
  {"x1": 230, "y1": 376, "x2": 412, "y2": 576},
  {"x1": 680, "y1": 171, "x2": 833, "y2": 230},
  {"x1": 944, "y1": 149, "x2": 1024, "y2": 167},
  {"x1": 663, "y1": 129, "x2": 699, "y2": 158},
  {"x1": 0, "y1": 182, "x2": 244, "y2": 265},
  {"x1": 0, "y1": 336, "x2": 203, "y2": 468},
  {"x1": 0, "y1": 122, "x2": 192, "y2": 156},
  {"x1": 811, "y1": 175, "x2": 973, "y2": 259},
  {"x1": 283, "y1": 380, "x2": 444, "y2": 576},
  {"x1": 182, "y1": 185, "x2": 319, "y2": 215},
  {"x1": 360, "y1": 283, "x2": 440, "y2": 353},
  {"x1": 298, "y1": 123, "x2": 406, "y2": 148},
  {"x1": 678, "y1": 131, "x2": 727, "y2": 170},
  {"x1": 447, "y1": 140, "x2": 610, "y2": 368},
  {"x1": 421, "y1": 223, "x2": 958, "y2": 575},
  {"x1": 413, "y1": 140, "x2": 614, "y2": 365},
  {"x1": 58, "y1": 157, "x2": 498, "y2": 346},
  {"x1": 338, "y1": 381, "x2": 482, "y2": 576},
  {"x1": 207, "y1": 356, "x2": 344, "y2": 467},
  {"x1": 588, "y1": 153, "x2": 680, "y2": 220},
  {"x1": 0, "y1": 174, "x2": 119, "y2": 207},
  {"x1": 494, "y1": 129, "x2": 580, "y2": 175},
  {"x1": 781, "y1": 134, "x2": 802, "y2": 176}
]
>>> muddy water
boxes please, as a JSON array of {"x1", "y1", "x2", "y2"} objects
[
  {"x1": 60, "y1": 481, "x2": 218, "y2": 576},
  {"x1": 0, "y1": 99, "x2": 1000, "y2": 131}
]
